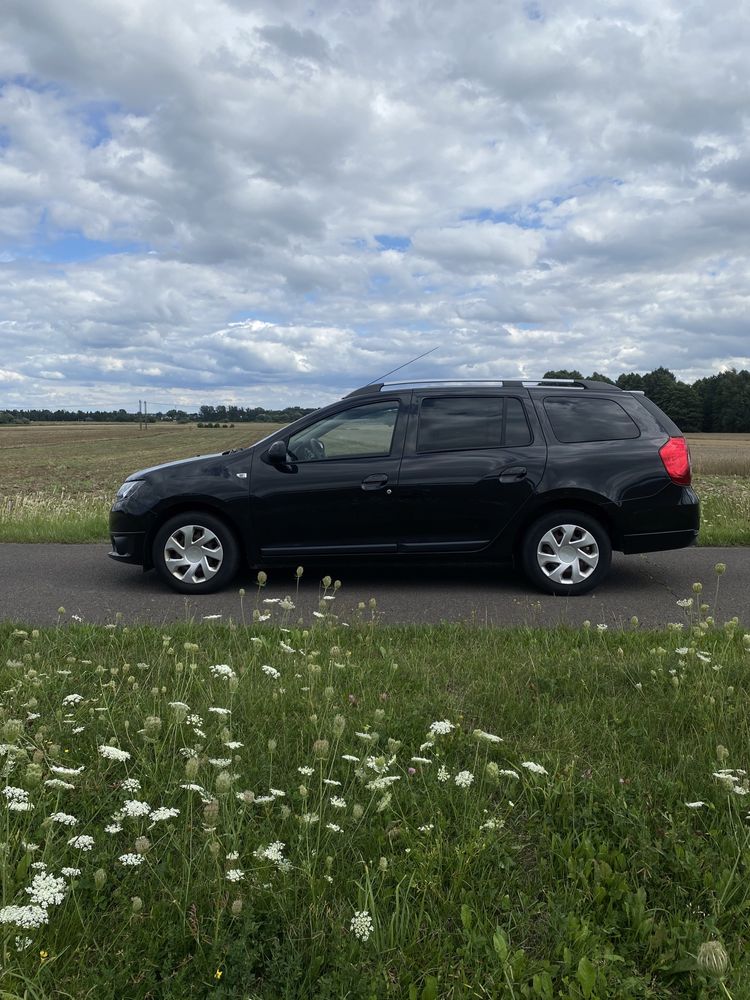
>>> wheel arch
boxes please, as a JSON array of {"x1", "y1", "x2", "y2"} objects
[
  {"x1": 512, "y1": 494, "x2": 615, "y2": 566},
  {"x1": 145, "y1": 500, "x2": 245, "y2": 572}
]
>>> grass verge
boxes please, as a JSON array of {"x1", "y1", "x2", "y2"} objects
[{"x1": 0, "y1": 598, "x2": 748, "y2": 997}]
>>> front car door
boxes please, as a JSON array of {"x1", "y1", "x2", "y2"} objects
[
  {"x1": 395, "y1": 390, "x2": 547, "y2": 554},
  {"x1": 250, "y1": 396, "x2": 407, "y2": 559}
]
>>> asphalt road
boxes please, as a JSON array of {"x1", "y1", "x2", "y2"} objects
[{"x1": 0, "y1": 543, "x2": 747, "y2": 627}]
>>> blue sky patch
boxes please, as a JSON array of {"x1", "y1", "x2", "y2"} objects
[{"x1": 375, "y1": 234, "x2": 411, "y2": 252}]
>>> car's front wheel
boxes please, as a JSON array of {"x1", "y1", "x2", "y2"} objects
[
  {"x1": 153, "y1": 512, "x2": 239, "y2": 594},
  {"x1": 521, "y1": 509, "x2": 611, "y2": 596}
]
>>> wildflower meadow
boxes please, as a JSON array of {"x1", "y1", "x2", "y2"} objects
[{"x1": 0, "y1": 573, "x2": 748, "y2": 998}]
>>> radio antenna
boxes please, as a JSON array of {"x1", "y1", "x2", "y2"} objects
[{"x1": 372, "y1": 346, "x2": 439, "y2": 383}]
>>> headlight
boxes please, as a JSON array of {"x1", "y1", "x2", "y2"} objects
[{"x1": 115, "y1": 480, "x2": 145, "y2": 501}]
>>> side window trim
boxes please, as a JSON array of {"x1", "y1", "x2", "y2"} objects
[
  {"x1": 414, "y1": 394, "x2": 532, "y2": 454},
  {"x1": 286, "y1": 398, "x2": 404, "y2": 463}
]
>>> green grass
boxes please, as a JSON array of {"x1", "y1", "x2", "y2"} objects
[{"x1": 0, "y1": 585, "x2": 748, "y2": 998}]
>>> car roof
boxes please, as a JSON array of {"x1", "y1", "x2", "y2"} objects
[{"x1": 345, "y1": 378, "x2": 623, "y2": 397}]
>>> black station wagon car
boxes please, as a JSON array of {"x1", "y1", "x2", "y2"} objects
[{"x1": 109, "y1": 378, "x2": 700, "y2": 595}]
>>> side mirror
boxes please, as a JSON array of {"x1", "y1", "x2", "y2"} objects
[{"x1": 267, "y1": 440, "x2": 288, "y2": 464}]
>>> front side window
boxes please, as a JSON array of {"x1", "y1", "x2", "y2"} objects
[
  {"x1": 288, "y1": 400, "x2": 399, "y2": 462},
  {"x1": 544, "y1": 396, "x2": 640, "y2": 443},
  {"x1": 416, "y1": 396, "x2": 531, "y2": 453}
]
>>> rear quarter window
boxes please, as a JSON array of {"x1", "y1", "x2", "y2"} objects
[{"x1": 544, "y1": 396, "x2": 640, "y2": 443}]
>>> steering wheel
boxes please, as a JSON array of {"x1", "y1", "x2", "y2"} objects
[{"x1": 294, "y1": 437, "x2": 326, "y2": 461}]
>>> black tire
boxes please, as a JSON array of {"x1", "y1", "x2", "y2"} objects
[
  {"x1": 521, "y1": 509, "x2": 611, "y2": 596},
  {"x1": 152, "y1": 511, "x2": 239, "y2": 594}
]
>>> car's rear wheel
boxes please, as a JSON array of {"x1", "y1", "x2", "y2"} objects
[
  {"x1": 153, "y1": 512, "x2": 239, "y2": 594},
  {"x1": 521, "y1": 509, "x2": 611, "y2": 596}
]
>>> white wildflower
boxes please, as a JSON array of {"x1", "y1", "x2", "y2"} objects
[
  {"x1": 366, "y1": 775, "x2": 401, "y2": 791},
  {"x1": 98, "y1": 745, "x2": 131, "y2": 762},
  {"x1": 326, "y1": 823, "x2": 342, "y2": 832},
  {"x1": 61, "y1": 867, "x2": 81, "y2": 878},
  {"x1": 298, "y1": 766, "x2": 314, "y2": 776},
  {"x1": 67, "y1": 835, "x2": 95, "y2": 851},
  {"x1": 473, "y1": 730, "x2": 503, "y2": 743},
  {"x1": 350, "y1": 910, "x2": 373, "y2": 942},
  {"x1": 121, "y1": 800, "x2": 151, "y2": 818},
  {"x1": 685, "y1": 802, "x2": 706, "y2": 809},
  {"x1": 49, "y1": 812, "x2": 78, "y2": 826},
  {"x1": 330, "y1": 796, "x2": 347, "y2": 809},
  {"x1": 209, "y1": 664, "x2": 236, "y2": 681},
  {"x1": 454, "y1": 770, "x2": 474, "y2": 788},
  {"x1": 104, "y1": 823, "x2": 123, "y2": 834},
  {"x1": 521, "y1": 761, "x2": 549, "y2": 776},
  {"x1": 429, "y1": 720, "x2": 455, "y2": 736},
  {"x1": 437, "y1": 765, "x2": 449, "y2": 783},
  {"x1": 62, "y1": 694, "x2": 84, "y2": 705},
  {"x1": 262, "y1": 665, "x2": 281, "y2": 680},
  {"x1": 0, "y1": 905, "x2": 49, "y2": 929},
  {"x1": 208, "y1": 707, "x2": 231, "y2": 716},
  {"x1": 26, "y1": 873, "x2": 66, "y2": 908},
  {"x1": 225, "y1": 869, "x2": 245, "y2": 882},
  {"x1": 149, "y1": 807, "x2": 180, "y2": 824},
  {"x1": 118, "y1": 853, "x2": 144, "y2": 867}
]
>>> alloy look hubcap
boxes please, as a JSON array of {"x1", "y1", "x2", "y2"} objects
[
  {"x1": 163, "y1": 524, "x2": 223, "y2": 584},
  {"x1": 536, "y1": 523, "x2": 599, "y2": 585}
]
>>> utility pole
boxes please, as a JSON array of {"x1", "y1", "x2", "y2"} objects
[
  {"x1": 144, "y1": 400, "x2": 148, "y2": 430},
  {"x1": 138, "y1": 400, "x2": 142, "y2": 431}
]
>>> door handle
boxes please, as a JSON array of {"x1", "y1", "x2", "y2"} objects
[
  {"x1": 361, "y1": 474, "x2": 389, "y2": 491},
  {"x1": 499, "y1": 466, "x2": 527, "y2": 483}
]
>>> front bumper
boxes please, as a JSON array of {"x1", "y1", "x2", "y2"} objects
[{"x1": 108, "y1": 531, "x2": 147, "y2": 566}]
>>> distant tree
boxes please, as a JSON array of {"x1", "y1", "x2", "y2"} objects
[
  {"x1": 587, "y1": 372, "x2": 616, "y2": 384},
  {"x1": 694, "y1": 369, "x2": 750, "y2": 432},
  {"x1": 642, "y1": 367, "x2": 677, "y2": 413},
  {"x1": 543, "y1": 369, "x2": 583, "y2": 380},
  {"x1": 663, "y1": 382, "x2": 703, "y2": 432},
  {"x1": 616, "y1": 372, "x2": 646, "y2": 391}
]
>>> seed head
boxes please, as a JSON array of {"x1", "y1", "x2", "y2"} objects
[
  {"x1": 131, "y1": 896, "x2": 143, "y2": 914},
  {"x1": 697, "y1": 940, "x2": 729, "y2": 978},
  {"x1": 714, "y1": 562, "x2": 726, "y2": 576}
]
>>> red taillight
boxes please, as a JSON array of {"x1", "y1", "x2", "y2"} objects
[{"x1": 659, "y1": 436, "x2": 691, "y2": 485}]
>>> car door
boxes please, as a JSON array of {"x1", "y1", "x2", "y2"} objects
[
  {"x1": 395, "y1": 391, "x2": 547, "y2": 552},
  {"x1": 250, "y1": 396, "x2": 408, "y2": 558}
]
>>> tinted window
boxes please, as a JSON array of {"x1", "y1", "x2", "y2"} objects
[
  {"x1": 416, "y1": 396, "x2": 531, "y2": 453},
  {"x1": 544, "y1": 396, "x2": 640, "y2": 443},
  {"x1": 288, "y1": 400, "x2": 399, "y2": 461}
]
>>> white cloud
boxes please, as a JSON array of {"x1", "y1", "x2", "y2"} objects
[{"x1": 0, "y1": 0, "x2": 749, "y2": 409}]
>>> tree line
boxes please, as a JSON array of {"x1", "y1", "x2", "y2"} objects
[
  {"x1": 2, "y1": 368, "x2": 750, "y2": 431},
  {"x1": 543, "y1": 368, "x2": 750, "y2": 433},
  {"x1": 0, "y1": 404, "x2": 315, "y2": 426}
]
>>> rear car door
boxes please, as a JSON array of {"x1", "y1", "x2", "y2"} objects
[
  {"x1": 395, "y1": 390, "x2": 546, "y2": 552},
  {"x1": 250, "y1": 396, "x2": 407, "y2": 558}
]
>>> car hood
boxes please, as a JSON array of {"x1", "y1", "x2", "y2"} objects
[{"x1": 125, "y1": 452, "x2": 228, "y2": 481}]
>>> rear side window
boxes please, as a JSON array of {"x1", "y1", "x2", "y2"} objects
[
  {"x1": 416, "y1": 396, "x2": 532, "y2": 453},
  {"x1": 544, "y1": 396, "x2": 640, "y2": 443}
]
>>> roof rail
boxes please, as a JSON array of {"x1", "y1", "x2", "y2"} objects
[{"x1": 345, "y1": 378, "x2": 621, "y2": 396}]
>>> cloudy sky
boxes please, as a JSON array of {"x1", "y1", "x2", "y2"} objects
[{"x1": 1, "y1": 0, "x2": 749, "y2": 410}]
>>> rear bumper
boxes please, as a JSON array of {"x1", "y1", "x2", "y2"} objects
[
  {"x1": 621, "y1": 527, "x2": 699, "y2": 555},
  {"x1": 615, "y1": 485, "x2": 700, "y2": 554}
]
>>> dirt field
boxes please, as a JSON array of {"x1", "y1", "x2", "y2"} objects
[{"x1": 0, "y1": 421, "x2": 282, "y2": 496}]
